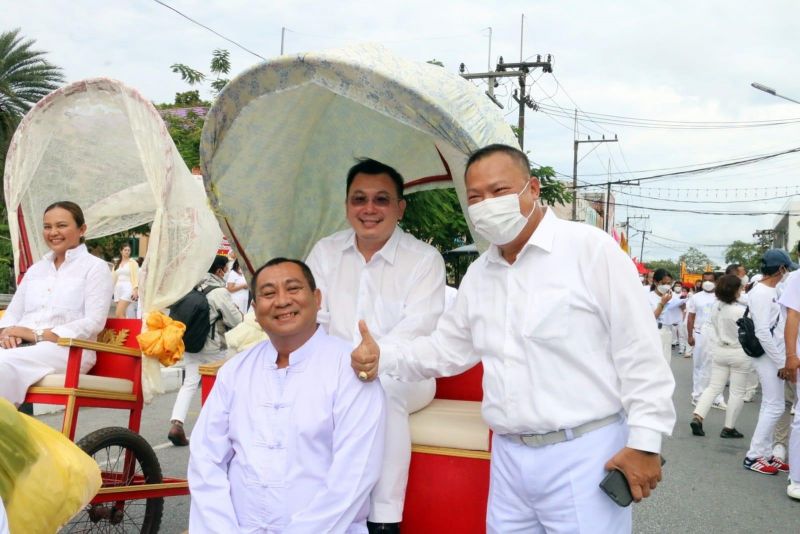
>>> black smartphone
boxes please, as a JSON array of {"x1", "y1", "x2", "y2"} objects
[{"x1": 599, "y1": 456, "x2": 666, "y2": 507}]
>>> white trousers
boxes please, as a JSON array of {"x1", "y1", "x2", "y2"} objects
[
  {"x1": 0, "y1": 342, "x2": 94, "y2": 405},
  {"x1": 677, "y1": 322, "x2": 688, "y2": 354},
  {"x1": 369, "y1": 376, "x2": 435, "y2": 523},
  {"x1": 691, "y1": 333, "x2": 721, "y2": 404},
  {"x1": 693, "y1": 346, "x2": 752, "y2": 428},
  {"x1": 745, "y1": 368, "x2": 760, "y2": 398},
  {"x1": 170, "y1": 351, "x2": 225, "y2": 424},
  {"x1": 789, "y1": 377, "x2": 800, "y2": 484},
  {"x1": 0, "y1": 497, "x2": 8, "y2": 534},
  {"x1": 487, "y1": 418, "x2": 631, "y2": 534},
  {"x1": 658, "y1": 327, "x2": 672, "y2": 362},
  {"x1": 747, "y1": 357, "x2": 785, "y2": 459}
]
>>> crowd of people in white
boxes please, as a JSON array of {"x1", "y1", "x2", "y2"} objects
[{"x1": 647, "y1": 251, "x2": 800, "y2": 499}]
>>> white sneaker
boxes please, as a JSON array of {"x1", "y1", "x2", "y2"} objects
[
  {"x1": 788, "y1": 481, "x2": 800, "y2": 501},
  {"x1": 773, "y1": 444, "x2": 788, "y2": 463},
  {"x1": 712, "y1": 400, "x2": 727, "y2": 411}
]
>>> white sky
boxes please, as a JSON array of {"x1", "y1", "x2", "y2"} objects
[{"x1": 4, "y1": 0, "x2": 800, "y2": 265}]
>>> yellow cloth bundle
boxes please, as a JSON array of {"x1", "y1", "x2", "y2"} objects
[
  {"x1": 136, "y1": 311, "x2": 186, "y2": 367},
  {"x1": 0, "y1": 398, "x2": 102, "y2": 533}
]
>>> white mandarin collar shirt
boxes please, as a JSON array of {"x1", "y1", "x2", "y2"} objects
[
  {"x1": 188, "y1": 327, "x2": 385, "y2": 533},
  {"x1": 0, "y1": 244, "x2": 112, "y2": 339},
  {"x1": 381, "y1": 208, "x2": 676, "y2": 453},
  {"x1": 306, "y1": 226, "x2": 445, "y2": 344},
  {"x1": 778, "y1": 271, "x2": 800, "y2": 356}
]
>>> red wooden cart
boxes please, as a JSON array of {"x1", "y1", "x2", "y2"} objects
[{"x1": 24, "y1": 318, "x2": 189, "y2": 533}]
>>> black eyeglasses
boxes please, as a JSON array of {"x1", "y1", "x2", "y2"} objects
[{"x1": 347, "y1": 193, "x2": 396, "y2": 207}]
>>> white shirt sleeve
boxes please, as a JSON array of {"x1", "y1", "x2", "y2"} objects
[
  {"x1": 188, "y1": 368, "x2": 240, "y2": 532},
  {"x1": 305, "y1": 242, "x2": 331, "y2": 330},
  {"x1": 283, "y1": 355, "x2": 385, "y2": 532},
  {"x1": 50, "y1": 260, "x2": 113, "y2": 339},
  {"x1": 591, "y1": 240, "x2": 676, "y2": 453},
  {"x1": 749, "y1": 287, "x2": 784, "y2": 368},
  {"x1": 381, "y1": 276, "x2": 483, "y2": 382},
  {"x1": 779, "y1": 272, "x2": 800, "y2": 313}
]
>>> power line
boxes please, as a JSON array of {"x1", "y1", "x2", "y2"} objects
[
  {"x1": 152, "y1": 0, "x2": 267, "y2": 60},
  {"x1": 613, "y1": 190, "x2": 799, "y2": 204},
  {"x1": 611, "y1": 201, "x2": 800, "y2": 216},
  {"x1": 575, "y1": 146, "x2": 800, "y2": 189}
]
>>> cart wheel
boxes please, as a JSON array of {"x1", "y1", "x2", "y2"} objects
[{"x1": 62, "y1": 427, "x2": 164, "y2": 533}]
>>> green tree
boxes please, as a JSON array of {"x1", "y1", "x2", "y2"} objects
[
  {"x1": 0, "y1": 29, "x2": 64, "y2": 292},
  {"x1": 645, "y1": 259, "x2": 680, "y2": 277},
  {"x1": 171, "y1": 49, "x2": 231, "y2": 96},
  {"x1": 724, "y1": 240, "x2": 761, "y2": 272},
  {"x1": 679, "y1": 247, "x2": 713, "y2": 273},
  {"x1": 400, "y1": 189, "x2": 469, "y2": 253}
]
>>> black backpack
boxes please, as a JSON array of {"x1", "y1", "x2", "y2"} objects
[
  {"x1": 736, "y1": 307, "x2": 764, "y2": 358},
  {"x1": 170, "y1": 284, "x2": 220, "y2": 353}
]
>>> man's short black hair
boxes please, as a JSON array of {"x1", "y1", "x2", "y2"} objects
[
  {"x1": 250, "y1": 257, "x2": 317, "y2": 296},
  {"x1": 346, "y1": 159, "x2": 404, "y2": 199},
  {"x1": 208, "y1": 255, "x2": 229, "y2": 275},
  {"x1": 465, "y1": 144, "x2": 531, "y2": 180},
  {"x1": 653, "y1": 268, "x2": 672, "y2": 283},
  {"x1": 725, "y1": 263, "x2": 741, "y2": 275},
  {"x1": 702, "y1": 271, "x2": 717, "y2": 281}
]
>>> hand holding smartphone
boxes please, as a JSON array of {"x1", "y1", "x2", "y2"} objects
[{"x1": 599, "y1": 456, "x2": 666, "y2": 507}]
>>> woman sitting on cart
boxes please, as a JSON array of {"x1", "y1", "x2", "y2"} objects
[{"x1": 0, "y1": 200, "x2": 113, "y2": 405}]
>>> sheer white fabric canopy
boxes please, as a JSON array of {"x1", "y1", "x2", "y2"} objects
[
  {"x1": 4, "y1": 78, "x2": 222, "y2": 400},
  {"x1": 200, "y1": 44, "x2": 519, "y2": 270}
]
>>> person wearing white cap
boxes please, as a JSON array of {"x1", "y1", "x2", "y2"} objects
[
  {"x1": 743, "y1": 249, "x2": 798, "y2": 475},
  {"x1": 351, "y1": 144, "x2": 676, "y2": 533}
]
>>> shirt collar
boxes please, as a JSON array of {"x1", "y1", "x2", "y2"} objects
[
  {"x1": 487, "y1": 207, "x2": 557, "y2": 264},
  {"x1": 341, "y1": 226, "x2": 403, "y2": 265},
  {"x1": 43, "y1": 243, "x2": 89, "y2": 264},
  {"x1": 265, "y1": 325, "x2": 327, "y2": 371}
]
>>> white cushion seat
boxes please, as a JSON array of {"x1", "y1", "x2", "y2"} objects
[
  {"x1": 409, "y1": 399, "x2": 490, "y2": 452},
  {"x1": 33, "y1": 374, "x2": 134, "y2": 394}
]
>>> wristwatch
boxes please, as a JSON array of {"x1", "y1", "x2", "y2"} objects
[{"x1": 34, "y1": 328, "x2": 45, "y2": 344}]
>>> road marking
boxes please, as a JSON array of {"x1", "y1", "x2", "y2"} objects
[{"x1": 153, "y1": 441, "x2": 176, "y2": 450}]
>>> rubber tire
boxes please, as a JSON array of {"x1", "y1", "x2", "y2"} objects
[{"x1": 71, "y1": 427, "x2": 164, "y2": 534}]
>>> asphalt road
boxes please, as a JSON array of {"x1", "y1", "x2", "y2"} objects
[{"x1": 37, "y1": 347, "x2": 799, "y2": 534}]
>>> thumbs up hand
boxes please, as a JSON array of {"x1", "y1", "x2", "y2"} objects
[{"x1": 352, "y1": 320, "x2": 380, "y2": 382}]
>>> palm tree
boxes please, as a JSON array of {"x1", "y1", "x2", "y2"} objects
[{"x1": 0, "y1": 28, "x2": 64, "y2": 174}]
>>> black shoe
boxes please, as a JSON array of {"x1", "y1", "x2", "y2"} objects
[
  {"x1": 367, "y1": 522, "x2": 400, "y2": 534},
  {"x1": 720, "y1": 427, "x2": 744, "y2": 439},
  {"x1": 168, "y1": 420, "x2": 189, "y2": 446},
  {"x1": 690, "y1": 417, "x2": 705, "y2": 436}
]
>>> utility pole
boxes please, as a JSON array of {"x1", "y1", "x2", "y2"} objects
[
  {"x1": 571, "y1": 131, "x2": 618, "y2": 221},
  {"x1": 623, "y1": 216, "x2": 649, "y2": 257},
  {"x1": 460, "y1": 55, "x2": 553, "y2": 149},
  {"x1": 280, "y1": 27, "x2": 286, "y2": 54},
  {"x1": 640, "y1": 230, "x2": 649, "y2": 263}
]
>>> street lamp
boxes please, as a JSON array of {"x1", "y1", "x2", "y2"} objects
[{"x1": 751, "y1": 82, "x2": 800, "y2": 104}]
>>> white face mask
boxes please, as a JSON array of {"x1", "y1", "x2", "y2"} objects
[
  {"x1": 740, "y1": 274, "x2": 749, "y2": 286},
  {"x1": 657, "y1": 284, "x2": 672, "y2": 295},
  {"x1": 468, "y1": 182, "x2": 535, "y2": 245},
  {"x1": 702, "y1": 281, "x2": 715, "y2": 292}
]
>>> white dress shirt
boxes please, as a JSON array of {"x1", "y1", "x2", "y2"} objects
[
  {"x1": 0, "y1": 244, "x2": 112, "y2": 339},
  {"x1": 380, "y1": 208, "x2": 676, "y2": 453},
  {"x1": 188, "y1": 327, "x2": 385, "y2": 534},
  {"x1": 748, "y1": 282, "x2": 786, "y2": 368},
  {"x1": 306, "y1": 227, "x2": 445, "y2": 344},
  {"x1": 686, "y1": 290, "x2": 716, "y2": 334}
]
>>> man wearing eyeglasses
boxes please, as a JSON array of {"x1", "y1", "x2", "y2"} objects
[{"x1": 306, "y1": 158, "x2": 446, "y2": 534}]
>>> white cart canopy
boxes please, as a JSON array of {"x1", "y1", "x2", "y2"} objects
[
  {"x1": 4, "y1": 78, "x2": 223, "y2": 399},
  {"x1": 200, "y1": 44, "x2": 518, "y2": 269}
]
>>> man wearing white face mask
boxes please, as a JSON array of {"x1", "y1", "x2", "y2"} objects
[
  {"x1": 687, "y1": 272, "x2": 725, "y2": 409},
  {"x1": 350, "y1": 144, "x2": 676, "y2": 533},
  {"x1": 648, "y1": 269, "x2": 682, "y2": 362}
]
